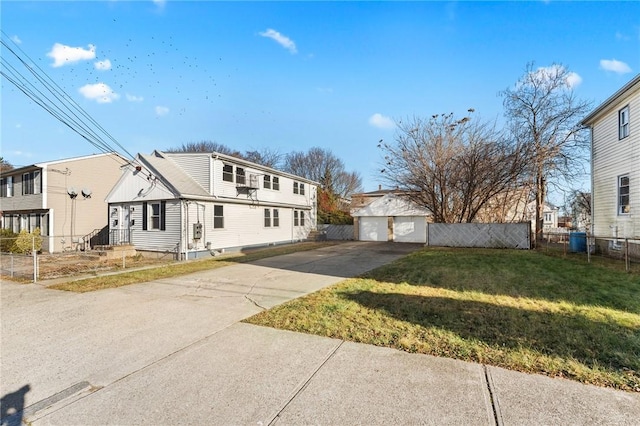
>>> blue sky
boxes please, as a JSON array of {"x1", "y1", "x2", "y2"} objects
[{"x1": 2, "y1": 1, "x2": 640, "y2": 194}]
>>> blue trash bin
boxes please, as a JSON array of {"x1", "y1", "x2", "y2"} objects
[{"x1": 569, "y1": 232, "x2": 587, "y2": 253}]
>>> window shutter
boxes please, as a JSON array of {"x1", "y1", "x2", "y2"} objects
[
  {"x1": 142, "y1": 202, "x2": 148, "y2": 230},
  {"x1": 160, "y1": 201, "x2": 166, "y2": 230}
]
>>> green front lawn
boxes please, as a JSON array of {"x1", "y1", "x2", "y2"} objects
[{"x1": 245, "y1": 247, "x2": 640, "y2": 392}]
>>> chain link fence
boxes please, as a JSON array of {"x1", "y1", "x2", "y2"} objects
[
  {"x1": 537, "y1": 231, "x2": 640, "y2": 273},
  {"x1": 1, "y1": 235, "x2": 173, "y2": 283}
]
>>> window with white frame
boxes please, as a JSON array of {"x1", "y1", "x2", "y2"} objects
[
  {"x1": 294, "y1": 210, "x2": 305, "y2": 226},
  {"x1": 142, "y1": 201, "x2": 166, "y2": 230},
  {"x1": 22, "y1": 171, "x2": 41, "y2": 195},
  {"x1": 264, "y1": 208, "x2": 271, "y2": 227},
  {"x1": 213, "y1": 205, "x2": 224, "y2": 228},
  {"x1": 272, "y1": 176, "x2": 280, "y2": 191},
  {"x1": 273, "y1": 209, "x2": 279, "y2": 227},
  {"x1": 618, "y1": 175, "x2": 630, "y2": 214},
  {"x1": 236, "y1": 167, "x2": 246, "y2": 185},
  {"x1": 293, "y1": 182, "x2": 299, "y2": 194},
  {"x1": 299, "y1": 183, "x2": 305, "y2": 195},
  {"x1": 264, "y1": 175, "x2": 271, "y2": 189},
  {"x1": 0, "y1": 176, "x2": 13, "y2": 197},
  {"x1": 151, "y1": 203, "x2": 162, "y2": 229},
  {"x1": 619, "y1": 105, "x2": 630, "y2": 140},
  {"x1": 222, "y1": 164, "x2": 233, "y2": 182}
]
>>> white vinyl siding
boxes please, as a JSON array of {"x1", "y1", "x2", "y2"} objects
[
  {"x1": 590, "y1": 88, "x2": 640, "y2": 238},
  {"x1": 126, "y1": 200, "x2": 181, "y2": 252}
]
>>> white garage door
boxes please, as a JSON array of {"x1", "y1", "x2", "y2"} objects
[
  {"x1": 359, "y1": 217, "x2": 388, "y2": 241},
  {"x1": 393, "y1": 216, "x2": 426, "y2": 243}
]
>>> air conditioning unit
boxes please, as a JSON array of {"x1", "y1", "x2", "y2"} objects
[{"x1": 248, "y1": 174, "x2": 259, "y2": 189}]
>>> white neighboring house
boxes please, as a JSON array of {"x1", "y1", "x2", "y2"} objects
[
  {"x1": 351, "y1": 193, "x2": 431, "y2": 243},
  {"x1": 525, "y1": 201, "x2": 559, "y2": 233},
  {"x1": 105, "y1": 150, "x2": 318, "y2": 259},
  {"x1": 581, "y1": 73, "x2": 640, "y2": 241}
]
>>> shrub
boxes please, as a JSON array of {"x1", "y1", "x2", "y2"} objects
[
  {"x1": 13, "y1": 228, "x2": 43, "y2": 254},
  {"x1": 0, "y1": 229, "x2": 17, "y2": 253}
]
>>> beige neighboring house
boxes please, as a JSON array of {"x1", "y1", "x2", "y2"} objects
[
  {"x1": 582, "y1": 73, "x2": 640, "y2": 242},
  {"x1": 0, "y1": 152, "x2": 128, "y2": 253}
]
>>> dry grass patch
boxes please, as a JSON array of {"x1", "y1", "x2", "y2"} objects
[
  {"x1": 245, "y1": 247, "x2": 640, "y2": 392},
  {"x1": 50, "y1": 241, "x2": 337, "y2": 292}
]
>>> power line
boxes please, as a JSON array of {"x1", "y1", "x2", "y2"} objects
[{"x1": 0, "y1": 30, "x2": 136, "y2": 165}]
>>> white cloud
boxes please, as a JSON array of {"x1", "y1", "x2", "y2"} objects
[
  {"x1": 126, "y1": 93, "x2": 144, "y2": 102},
  {"x1": 94, "y1": 59, "x2": 112, "y2": 71},
  {"x1": 78, "y1": 83, "x2": 119, "y2": 103},
  {"x1": 47, "y1": 43, "x2": 96, "y2": 67},
  {"x1": 155, "y1": 106, "x2": 169, "y2": 116},
  {"x1": 10, "y1": 35, "x2": 22, "y2": 44},
  {"x1": 153, "y1": 0, "x2": 166, "y2": 9},
  {"x1": 368, "y1": 113, "x2": 395, "y2": 129},
  {"x1": 599, "y1": 59, "x2": 632, "y2": 74},
  {"x1": 259, "y1": 28, "x2": 297, "y2": 54},
  {"x1": 529, "y1": 65, "x2": 582, "y2": 89},
  {"x1": 565, "y1": 71, "x2": 582, "y2": 88},
  {"x1": 615, "y1": 31, "x2": 630, "y2": 41}
]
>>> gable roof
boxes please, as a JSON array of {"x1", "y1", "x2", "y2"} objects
[
  {"x1": 581, "y1": 73, "x2": 640, "y2": 126},
  {"x1": 138, "y1": 152, "x2": 210, "y2": 198},
  {"x1": 0, "y1": 152, "x2": 128, "y2": 177},
  {"x1": 351, "y1": 193, "x2": 431, "y2": 217}
]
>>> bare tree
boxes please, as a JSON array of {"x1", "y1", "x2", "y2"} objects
[
  {"x1": 567, "y1": 190, "x2": 591, "y2": 231},
  {"x1": 0, "y1": 157, "x2": 13, "y2": 173},
  {"x1": 244, "y1": 147, "x2": 283, "y2": 169},
  {"x1": 501, "y1": 63, "x2": 592, "y2": 245},
  {"x1": 379, "y1": 112, "x2": 529, "y2": 223},
  {"x1": 165, "y1": 141, "x2": 244, "y2": 158},
  {"x1": 283, "y1": 147, "x2": 363, "y2": 199}
]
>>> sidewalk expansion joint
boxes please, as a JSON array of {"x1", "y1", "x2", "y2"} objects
[
  {"x1": 244, "y1": 294, "x2": 267, "y2": 310},
  {"x1": 483, "y1": 365, "x2": 503, "y2": 426},
  {"x1": 266, "y1": 340, "x2": 344, "y2": 426}
]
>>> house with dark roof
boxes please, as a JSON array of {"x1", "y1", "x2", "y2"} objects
[{"x1": 105, "y1": 150, "x2": 318, "y2": 259}]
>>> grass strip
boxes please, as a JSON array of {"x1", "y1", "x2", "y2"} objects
[{"x1": 49, "y1": 241, "x2": 337, "y2": 293}]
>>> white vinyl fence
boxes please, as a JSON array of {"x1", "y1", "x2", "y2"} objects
[{"x1": 427, "y1": 223, "x2": 531, "y2": 249}]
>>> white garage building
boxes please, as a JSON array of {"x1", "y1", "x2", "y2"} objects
[{"x1": 352, "y1": 193, "x2": 431, "y2": 243}]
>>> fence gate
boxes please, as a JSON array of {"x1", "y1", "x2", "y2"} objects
[{"x1": 427, "y1": 223, "x2": 531, "y2": 249}]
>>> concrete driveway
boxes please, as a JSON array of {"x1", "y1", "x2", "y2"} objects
[
  {"x1": 2, "y1": 241, "x2": 639, "y2": 425},
  {"x1": 1, "y1": 242, "x2": 421, "y2": 424}
]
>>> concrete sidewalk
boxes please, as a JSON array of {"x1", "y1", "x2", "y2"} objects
[
  {"x1": 20, "y1": 323, "x2": 640, "y2": 425},
  {"x1": 2, "y1": 242, "x2": 639, "y2": 425}
]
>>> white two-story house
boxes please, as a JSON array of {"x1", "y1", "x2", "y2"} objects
[
  {"x1": 581, "y1": 73, "x2": 640, "y2": 245},
  {"x1": 105, "y1": 150, "x2": 318, "y2": 259}
]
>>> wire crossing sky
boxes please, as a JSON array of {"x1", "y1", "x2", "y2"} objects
[{"x1": 2, "y1": 1, "x2": 639, "y2": 192}]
